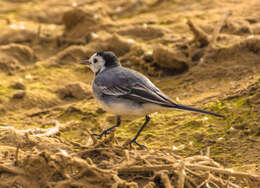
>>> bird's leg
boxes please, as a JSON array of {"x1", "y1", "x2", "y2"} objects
[
  {"x1": 130, "y1": 115, "x2": 150, "y2": 148},
  {"x1": 92, "y1": 116, "x2": 121, "y2": 138}
]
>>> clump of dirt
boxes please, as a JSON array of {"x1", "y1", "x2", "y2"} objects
[
  {"x1": 188, "y1": 36, "x2": 260, "y2": 81},
  {"x1": 0, "y1": 44, "x2": 36, "y2": 64},
  {"x1": 51, "y1": 45, "x2": 87, "y2": 65},
  {"x1": 0, "y1": 28, "x2": 37, "y2": 45},
  {"x1": 119, "y1": 45, "x2": 188, "y2": 77},
  {"x1": 118, "y1": 25, "x2": 165, "y2": 40},
  {"x1": 90, "y1": 34, "x2": 133, "y2": 57},
  {"x1": 6, "y1": 90, "x2": 58, "y2": 110},
  {"x1": 153, "y1": 45, "x2": 188, "y2": 74},
  {"x1": 0, "y1": 53, "x2": 24, "y2": 73},
  {"x1": 224, "y1": 18, "x2": 252, "y2": 35},
  {"x1": 57, "y1": 82, "x2": 92, "y2": 100},
  {"x1": 12, "y1": 91, "x2": 26, "y2": 99},
  {"x1": 22, "y1": 2, "x2": 71, "y2": 24},
  {"x1": 0, "y1": 44, "x2": 36, "y2": 74},
  {"x1": 10, "y1": 81, "x2": 26, "y2": 90},
  {"x1": 62, "y1": 8, "x2": 112, "y2": 41},
  {"x1": 56, "y1": 34, "x2": 133, "y2": 60}
]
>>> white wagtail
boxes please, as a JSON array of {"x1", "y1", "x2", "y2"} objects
[{"x1": 81, "y1": 51, "x2": 224, "y2": 147}]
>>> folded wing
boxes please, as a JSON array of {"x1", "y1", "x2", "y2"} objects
[{"x1": 100, "y1": 82, "x2": 176, "y2": 107}]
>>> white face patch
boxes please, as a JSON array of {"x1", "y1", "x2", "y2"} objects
[{"x1": 89, "y1": 53, "x2": 105, "y2": 74}]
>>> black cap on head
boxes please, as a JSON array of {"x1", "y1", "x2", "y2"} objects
[{"x1": 96, "y1": 51, "x2": 120, "y2": 68}]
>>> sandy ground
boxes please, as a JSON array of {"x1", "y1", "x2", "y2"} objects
[{"x1": 0, "y1": 0, "x2": 260, "y2": 187}]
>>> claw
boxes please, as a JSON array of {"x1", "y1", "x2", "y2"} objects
[
  {"x1": 92, "y1": 133, "x2": 102, "y2": 139},
  {"x1": 92, "y1": 116, "x2": 121, "y2": 139},
  {"x1": 130, "y1": 140, "x2": 147, "y2": 149},
  {"x1": 92, "y1": 129, "x2": 111, "y2": 139}
]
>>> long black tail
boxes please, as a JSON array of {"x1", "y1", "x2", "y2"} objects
[{"x1": 169, "y1": 104, "x2": 224, "y2": 118}]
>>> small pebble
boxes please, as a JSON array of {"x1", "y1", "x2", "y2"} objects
[
  {"x1": 126, "y1": 39, "x2": 135, "y2": 43},
  {"x1": 172, "y1": 146, "x2": 178, "y2": 151},
  {"x1": 202, "y1": 117, "x2": 209, "y2": 121},
  {"x1": 25, "y1": 75, "x2": 32, "y2": 79},
  {"x1": 115, "y1": 7, "x2": 122, "y2": 12},
  {"x1": 12, "y1": 91, "x2": 26, "y2": 99},
  {"x1": 91, "y1": 32, "x2": 99, "y2": 39}
]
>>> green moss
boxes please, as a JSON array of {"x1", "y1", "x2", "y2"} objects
[
  {"x1": 184, "y1": 120, "x2": 204, "y2": 129},
  {"x1": 207, "y1": 101, "x2": 225, "y2": 111},
  {"x1": 233, "y1": 98, "x2": 248, "y2": 107}
]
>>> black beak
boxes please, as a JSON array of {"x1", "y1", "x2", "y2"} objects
[{"x1": 80, "y1": 59, "x2": 91, "y2": 65}]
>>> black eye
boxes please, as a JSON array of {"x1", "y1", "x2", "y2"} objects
[{"x1": 93, "y1": 58, "x2": 98, "y2": 63}]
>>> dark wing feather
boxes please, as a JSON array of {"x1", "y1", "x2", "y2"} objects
[{"x1": 121, "y1": 84, "x2": 174, "y2": 106}]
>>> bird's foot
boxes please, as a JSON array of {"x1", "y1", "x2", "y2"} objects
[
  {"x1": 130, "y1": 139, "x2": 147, "y2": 149},
  {"x1": 92, "y1": 129, "x2": 112, "y2": 139}
]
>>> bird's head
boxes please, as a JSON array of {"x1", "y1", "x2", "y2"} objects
[{"x1": 81, "y1": 51, "x2": 120, "y2": 75}]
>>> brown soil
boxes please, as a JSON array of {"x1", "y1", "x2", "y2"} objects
[{"x1": 0, "y1": 0, "x2": 260, "y2": 187}]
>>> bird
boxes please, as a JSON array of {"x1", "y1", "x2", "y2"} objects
[{"x1": 81, "y1": 51, "x2": 224, "y2": 148}]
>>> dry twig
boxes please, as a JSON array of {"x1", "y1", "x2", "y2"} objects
[
  {"x1": 211, "y1": 10, "x2": 232, "y2": 46},
  {"x1": 0, "y1": 128, "x2": 259, "y2": 187}
]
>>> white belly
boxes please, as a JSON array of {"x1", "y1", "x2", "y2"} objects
[{"x1": 98, "y1": 100, "x2": 165, "y2": 117}]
